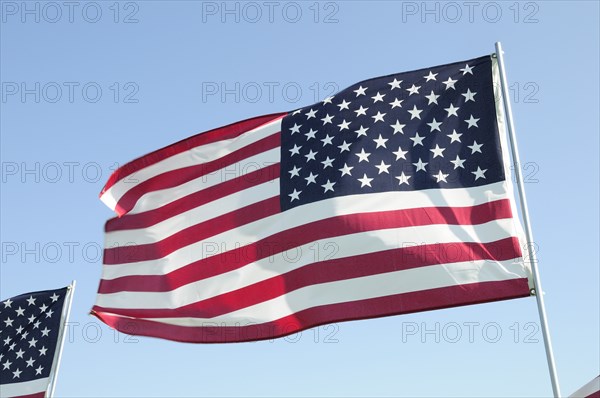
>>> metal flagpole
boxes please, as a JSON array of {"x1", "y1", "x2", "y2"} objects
[
  {"x1": 47, "y1": 280, "x2": 77, "y2": 397},
  {"x1": 494, "y1": 42, "x2": 561, "y2": 397}
]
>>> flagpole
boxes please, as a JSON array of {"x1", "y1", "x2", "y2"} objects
[
  {"x1": 494, "y1": 42, "x2": 561, "y2": 397},
  {"x1": 46, "y1": 280, "x2": 76, "y2": 398}
]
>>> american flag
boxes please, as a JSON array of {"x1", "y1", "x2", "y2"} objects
[
  {"x1": 0, "y1": 287, "x2": 69, "y2": 397},
  {"x1": 92, "y1": 55, "x2": 532, "y2": 343}
]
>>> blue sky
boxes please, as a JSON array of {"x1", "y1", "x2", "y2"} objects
[{"x1": 1, "y1": 1, "x2": 598, "y2": 396}]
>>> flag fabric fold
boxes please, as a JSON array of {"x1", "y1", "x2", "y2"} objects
[
  {"x1": 0, "y1": 287, "x2": 70, "y2": 398},
  {"x1": 92, "y1": 54, "x2": 532, "y2": 343},
  {"x1": 570, "y1": 376, "x2": 600, "y2": 398}
]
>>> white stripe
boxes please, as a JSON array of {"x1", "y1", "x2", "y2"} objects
[
  {"x1": 103, "y1": 182, "x2": 517, "y2": 272},
  {"x1": 96, "y1": 218, "x2": 522, "y2": 308},
  {"x1": 0, "y1": 377, "x2": 49, "y2": 397},
  {"x1": 127, "y1": 148, "x2": 280, "y2": 214},
  {"x1": 101, "y1": 117, "x2": 282, "y2": 211},
  {"x1": 139, "y1": 259, "x2": 526, "y2": 326},
  {"x1": 106, "y1": 180, "x2": 279, "y2": 246}
]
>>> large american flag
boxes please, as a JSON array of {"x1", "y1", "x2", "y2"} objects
[
  {"x1": 92, "y1": 55, "x2": 532, "y2": 343},
  {"x1": 0, "y1": 287, "x2": 69, "y2": 397}
]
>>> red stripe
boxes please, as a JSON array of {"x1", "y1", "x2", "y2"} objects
[
  {"x1": 104, "y1": 196, "x2": 280, "y2": 265},
  {"x1": 98, "y1": 199, "x2": 514, "y2": 293},
  {"x1": 13, "y1": 393, "x2": 46, "y2": 398},
  {"x1": 94, "y1": 237, "x2": 522, "y2": 318},
  {"x1": 103, "y1": 198, "x2": 512, "y2": 265},
  {"x1": 105, "y1": 163, "x2": 280, "y2": 232},
  {"x1": 113, "y1": 132, "x2": 280, "y2": 216},
  {"x1": 92, "y1": 279, "x2": 530, "y2": 343},
  {"x1": 101, "y1": 113, "x2": 285, "y2": 197}
]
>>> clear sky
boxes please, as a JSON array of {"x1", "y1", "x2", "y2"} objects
[{"x1": 1, "y1": 1, "x2": 598, "y2": 397}]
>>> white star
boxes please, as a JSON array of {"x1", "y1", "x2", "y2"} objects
[
  {"x1": 371, "y1": 111, "x2": 386, "y2": 123},
  {"x1": 393, "y1": 146, "x2": 408, "y2": 160},
  {"x1": 406, "y1": 84, "x2": 420, "y2": 96},
  {"x1": 388, "y1": 78, "x2": 402, "y2": 89},
  {"x1": 465, "y1": 115, "x2": 480, "y2": 128},
  {"x1": 339, "y1": 163, "x2": 354, "y2": 177},
  {"x1": 424, "y1": 71, "x2": 438, "y2": 81},
  {"x1": 472, "y1": 166, "x2": 488, "y2": 180},
  {"x1": 357, "y1": 174, "x2": 374, "y2": 188},
  {"x1": 4, "y1": 317, "x2": 13, "y2": 327},
  {"x1": 288, "y1": 189, "x2": 301, "y2": 202},
  {"x1": 305, "y1": 108, "x2": 317, "y2": 119},
  {"x1": 305, "y1": 128, "x2": 317, "y2": 140},
  {"x1": 337, "y1": 99, "x2": 351, "y2": 110},
  {"x1": 292, "y1": 109, "x2": 302, "y2": 115},
  {"x1": 390, "y1": 120, "x2": 406, "y2": 134},
  {"x1": 289, "y1": 144, "x2": 302, "y2": 156},
  {"x1": 3, "y1": 336, "x2": 11, "y2": 346},
  {"x1": 375, "y1": 161, "x2": 391, "y2": 174},
  {"x1": 447, "y1": 129, "x2": 462, "y2": 143},
  {"x1": 353, "y1": 85, "x2": 367, "y2": 96},
  {"x1": 442, "y1": 77, "x2": 458, "y2": 90},
  {"x1": 12, "y1": 368, "x2": 22, "y2": 379},
  {"x1": 39, "y1": 304, "x2": 48, "y2": 312},
  {"x1": 321, "y1": 114, "x2": 334, "y2": 124},
  {"x1": 2, "y1": 359, "x2": 12, "y2": 370},
  {"x1": 26, "y1": 296, "x2": 36, "y2": 306},
  {"x1": 337, "y1": 141, "x2": 351, "y2": 152},
  {"x1": 321, "y1": 156, "x2": 334, "y2": 168},
  {"x1": 41, "y1": 327, "x2": 51, "y2": 337},
  {"x1": 33, "y1": 320, "x2": 40, "y2": 329},
  {"x1": 3, "y1": 299, "x2": 12, "y2": 308},
  {"x1": 396, "y1": 172, "x2": 412, "y2": 186},
  {"x1": 413, "y1": 158, "x2": 428, "y2": 172},
  {"x1": 15, "y1": 307, "x2": 25, "y2": 316},
  {"x1": 425, "y1": 90, "x2": 440, "y2": 105},
  {"x1": 321, "y1": 134, "x2": 333, "y2": 146},
  {"x1": 427, "y1": 118, "x2": 442, "y2": 132},
  {"x1": 322, "y1": 96, "x2": 334, "y2": 104},
  {"x1": 430, "y1": 144, "x2": 446, "y2": 158},
  {"x1": 15, "y1": 349, "x2": 24, "y2": 359},
  {"x1": 450, "y1": 155, "x2": 466, "y2": 169},
  {"x1": 389, "y1": 98, "x2": 403, "y2": 108},
  {"x1": 445, "y1": 103, "x2": 460, "y2": 117},
  {"x1": 304, "y1": 149, "x2": 317, "y2": 161},
  {"x1": 20, "y1": 331, "x2": 28, "y2": 340},
  {"x1": 468, "y1": 141, "x2": 483, "y2": 154},
  {"x1": 28, "y1": 337, "x2": 38, "y2": 348},
  {"x1": 35, "y1": 365, "x2": 44, "y2": 375},
  {"x1": 26, "y1": 358, "x2": 35, "y2": 367},
  {"x1": 27, "y1": 315, "x2": 36, "y2": 324},
  {"x1": 355, "y1": 148, "x2": 371, "y2": 163},
  {"x1": 290, "y1": 123, "x2": 301, "y2": 134},
  {"x1": 39, "y1": 346, "x2": 47, "y2": 356},
  {"x1": 462, "y1": 88, "x2": 477, "y2": 102},
  {"x1": 337, "y1": 119, "x2": 351, "y2": 131},
  {"x1": 288, "y1": 165, "x2": 301, "y2": 178},
  {"x1": 460, "y1": 64, "x2": 474, "y2": 75},
  {"x1": 371, "y1": 92, "x2": 385, "y2": 103},
  {"x1": 408, "y1": 105, "x2": 423, "y2": 120},
  {"x1": 15, "y1": 325, "x2": 23, "y2": 334},
  {"x1": 434, "y1": 170, "x2": 449, "y2": 183},
  {"x1": 354, "y1": 105, "x2": 368, "y2": 116},
  {"x1": 373, "y1": 134, "x2": 388, "y2": 148},
  {"x1": 8, "y1": 342, "x2": 15, "y2": 351},
  {"x1": 321, "y1": 179, "x2": 336, "y2": 193},
  {"x1": 409, "y1": 132, "x2": 425, "y2": 146},
  {"x1": 355, "y1": 125, "x2": 369, "y2": 137},
  {"x1": 305, "y1": 172, "x2": 318, "y2": 185}
]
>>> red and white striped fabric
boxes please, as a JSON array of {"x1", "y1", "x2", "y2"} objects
[
  {"x1": 570, "y1": 376, "x2": 600, "y2": 398},
  {"x1": 92, "y1": 57, "x2": 533, "y2": 343}
]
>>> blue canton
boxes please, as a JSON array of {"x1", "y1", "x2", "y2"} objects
[
  {"x1": 0, "y1": 288, "x2": 67, "y2": 386},
  {"x1": 280, "y1": 55, "x2": 504, "y2": 210}
]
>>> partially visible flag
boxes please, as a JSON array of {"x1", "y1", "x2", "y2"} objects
[
  {"x1": 570, "y1": 376, "x2": 600, "y2": 398},
  {"x1": 0, "y1": 286, "x2": 73, "y2": 398},
  {"x1": 92, "y1": 54, "x2": 532, "y2": 343}
]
